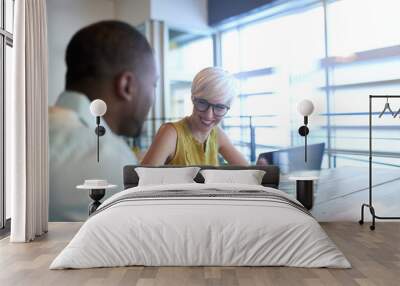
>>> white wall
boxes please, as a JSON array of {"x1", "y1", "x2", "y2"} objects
[
  {"x1": 47, "y1": 0, "x2": 115, "y2": 105},
  {"x1": 115, "y1": 0, "x2": 209, "y2": 32},
  {"x1": 114, "y1": 0, "x2": 150, "y2": 27},
  {"x1": 150, "y1": 0, "x2": 209, "y2": 32}
]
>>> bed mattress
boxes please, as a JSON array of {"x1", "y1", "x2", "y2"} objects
[{"x1": 50, "y1": 183, "x2": 350, "y2": 269}]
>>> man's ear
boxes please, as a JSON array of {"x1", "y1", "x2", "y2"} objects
[{"x1": 115, "y1": 71, "x2": 138, "y2": 101}]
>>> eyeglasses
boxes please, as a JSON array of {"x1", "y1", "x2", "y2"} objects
[{"x1": 192, "y1": 98, "x2": 230, "y2": 117}]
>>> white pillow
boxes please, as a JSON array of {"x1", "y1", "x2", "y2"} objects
[
  {"x1": 200, "y1": 169, "x2": 266, "y2": 185},
  {"x1": 135, "y1": 167, "x2": 200, "y2": 186}
]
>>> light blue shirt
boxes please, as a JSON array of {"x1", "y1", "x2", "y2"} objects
[{"x1": 49, "y1": 91, "x2": 137, "y2": 221}]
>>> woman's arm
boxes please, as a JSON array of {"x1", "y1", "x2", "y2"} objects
[
  {"x1": 140, "y1": 123, "x2": 178, "y2": 165},
  {"x1": 217, "y1": 126, "x2": 249, "y2": 165}
]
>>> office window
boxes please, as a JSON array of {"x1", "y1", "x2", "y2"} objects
[
  {"x1": 221, "y1": 3, "x2": 325, "y2": 162},
  {"x1": 5, "y1": 0, "x2": 13, "y2": 33},
  {"x1": 1, "y1": 0, "x2": 14, "y2": 228},
  {"x1": 5, "y1": 44, "x2": 12, "y2": 220},
  {"x1": 328, "y1": 0, "x2": 400, "y2": 56},
  {"x1": 168, "y1": 29, "x2": 213, "y2": 118},
  {"x1": 218, "y1": 0, "x2": 400, "y2": 167},
  {"x1": 326, "y1": 0, "x2": 400, "y2": 167}
]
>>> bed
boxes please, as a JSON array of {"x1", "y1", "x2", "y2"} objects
[{"x1": 50, "y1": 165, "x2": 350, "y2": 269}]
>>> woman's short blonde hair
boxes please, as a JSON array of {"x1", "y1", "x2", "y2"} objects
[{"x1": 191, "y1": 67, "x2": 238, "y2": 105}]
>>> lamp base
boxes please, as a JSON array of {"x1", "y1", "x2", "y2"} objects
[
  {"x1": 296, "y1": 180, "x2": 313, "y2": 210},
  {"x1": 88, "y1": 189, "x2": 105, "y2": 215}
]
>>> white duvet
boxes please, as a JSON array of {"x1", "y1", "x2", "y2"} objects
[{"x1": 50, "y1": 183, "x2": 350, "y2": 269}]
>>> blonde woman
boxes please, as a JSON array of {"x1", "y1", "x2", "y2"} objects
[{"x1": 141, "y1": 67, "x2": 248, "y2": 166}]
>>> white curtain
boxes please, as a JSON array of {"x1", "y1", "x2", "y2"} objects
[{"x1": 9, "y1": 0, "x2": 49, "y2": 242}]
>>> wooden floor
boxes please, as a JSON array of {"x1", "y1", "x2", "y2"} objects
[
  {"x1": 1, "y1": 222, "x2": 399, "y2": 286},
  {"x1": 281, "y1": 166, "x2": 400, "y2": 222}
]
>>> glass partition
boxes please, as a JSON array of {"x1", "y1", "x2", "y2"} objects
[{"x1": 167, "y1": 28, "x2": 213, "y2": 118}]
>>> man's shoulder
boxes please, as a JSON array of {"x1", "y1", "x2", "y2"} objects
[
  {"x1": 49, "y1": 106, "x2": 84, "y2": 129},
  {"x1": 49, "y1": 106, "x2": 94, "y2": 158},
  {"x1": 49, "y1": 105, "x2": 137, "y2": 164}
]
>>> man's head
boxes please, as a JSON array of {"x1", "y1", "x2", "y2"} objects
[{"x1": 65, "y1": 20, "x2": 157, "y2": 137}]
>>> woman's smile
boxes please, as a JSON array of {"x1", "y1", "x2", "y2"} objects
[{"x1": 199, "y1": 117, "x2": 214, "y2": 127}]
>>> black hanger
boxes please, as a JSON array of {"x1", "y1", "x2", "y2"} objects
[
  {"x1": 378, "y1": 97, "x2": 394, "y2": 118},
  {"x1": 393, "y1": 106, "x2": 400, "y2": 118}
]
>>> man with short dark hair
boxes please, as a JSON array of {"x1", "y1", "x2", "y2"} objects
[{"x1": 49, "y1": 21, "x2": 158, "y2": 221}]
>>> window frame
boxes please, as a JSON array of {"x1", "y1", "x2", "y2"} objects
[{"x1": 1, "y1": 0, "x2": 14, "y2": 231}]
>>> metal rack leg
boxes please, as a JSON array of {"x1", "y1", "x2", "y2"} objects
[
  {"x1": 359, "y1": 202, "x2": 400, "y2": 230},
  {"x1": 359, "y1": 203, "x2": 376, "y2": 230},
  {"x1": 359, "y1": 203, "x2": 366, "y2": 225},
  {"x1": 369, "y1": 206, "x2": 376, "y2": 231}
]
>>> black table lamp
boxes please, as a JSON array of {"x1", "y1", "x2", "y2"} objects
[
  {"x1": 90, "y1": 99, "x2": 107, "y2": 162},
  {"x1": 297, "y1": 99, "x2": 314, "y2": 162}
]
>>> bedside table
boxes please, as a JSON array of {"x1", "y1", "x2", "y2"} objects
[
  {"x1": 288, "y1": 176, "x2": 318, "y2": 210},
  {"x1": 77, "y1": 180, "x2": 117, "y2": 215}
]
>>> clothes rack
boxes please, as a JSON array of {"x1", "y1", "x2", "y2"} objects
[{"x1": 359, "y1": 95, "x2": 400, "y2": 230}]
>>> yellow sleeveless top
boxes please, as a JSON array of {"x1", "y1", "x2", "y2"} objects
[{"x1": 167, "y1": 118, "x2": 219, "y2": 166}]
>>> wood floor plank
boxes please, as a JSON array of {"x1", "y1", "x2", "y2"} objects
[{"x1": 1, "y1": 222, "x2": 400, "y2": 286}]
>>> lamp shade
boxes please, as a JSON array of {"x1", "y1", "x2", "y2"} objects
[
  {"x1": 297, "y1": 99, "x2": 314, "y2": 116},
  {"x1": 90, "y1": 99, "x2": 107, "y2": 117}
]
